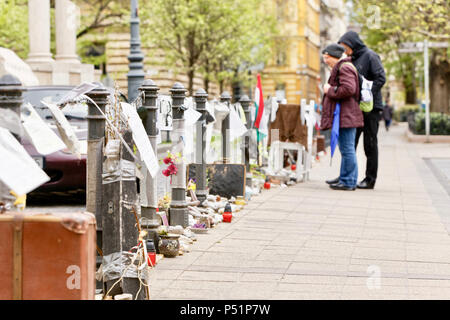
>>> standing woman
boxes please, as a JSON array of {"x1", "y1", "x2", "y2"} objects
[{"x1": 320, "y1": 44, "x2": 364, "y2": 191}]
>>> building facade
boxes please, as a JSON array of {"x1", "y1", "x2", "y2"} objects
[{"x1": 261, "y1": 0, "x2": 321, "y2": 104}]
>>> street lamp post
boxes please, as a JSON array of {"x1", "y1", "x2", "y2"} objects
[{"x1": 127, "y1": 0, "x2": 145, "y2": 103}]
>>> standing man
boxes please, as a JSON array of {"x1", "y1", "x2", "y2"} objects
[{"x1": 338, "y1": 31, "x2": 386, "y2": 189}]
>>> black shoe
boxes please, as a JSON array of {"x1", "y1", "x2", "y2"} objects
[
  {"x1": 326, "y1": 177, "x2": 340, "y2": 185},
  {"x1": 357, "y1": 180, "x2": 375, "y2": 189},
  {"x1": 329, "y1": 182, "x2": 356, "y2": 191}
]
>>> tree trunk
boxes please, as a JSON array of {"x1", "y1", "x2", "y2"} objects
[
  {"x1": 219, "y1": 79, "x2": 224, "y2": 93},
  {"x1": 204, "y1": 77, "x2": 210, "y2": 93},
  {"x1": 404, "y1": 59, "x2": 417, "y2": 104},
  {"x1": 430, "y1": 52, "x2": 450, "y2": 114},
  {"x1": 188, "y1": 69, "x2": 195, "y2": 96}
]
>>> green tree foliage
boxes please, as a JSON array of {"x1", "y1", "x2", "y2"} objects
[
  {"x1": 74, "y1": 0, "x2": 129, "y2": 67},
  {"x1": 350, "y1": 0, "x2": 450, "y2": 112},
  {"x1": 0, "y1": 0, "x2": 29, "y2": 59},
  {"x1": 140, "y1": 0, "x2": 277, "y2": 95}
]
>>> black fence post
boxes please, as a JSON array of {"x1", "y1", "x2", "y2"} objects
[
  {"x1": 220, "y1": 91, "x2": 232, "y2": 164},
  {"x1": 193, "y1": 88, "x2": 208, "y2": 203},
  {"x1": 85, "y1": 83, "x2": 109, "y2": 259},
  {"x1": 239, "y1": 94, "x2": 252, "y2": 187},
  {"x1": 169, "y1": 82, "x2": 188, "y2": 227}
]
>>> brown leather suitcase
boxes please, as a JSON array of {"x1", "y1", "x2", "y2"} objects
[{"x1": 0, "y1": 211, "x2": 96, "y2": 300}]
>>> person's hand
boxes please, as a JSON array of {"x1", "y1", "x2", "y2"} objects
[{"x1": 323, "y1": 83, "x2": 331, "y2": 94}]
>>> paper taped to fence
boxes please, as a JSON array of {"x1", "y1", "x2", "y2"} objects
[
  {"x1": 57, "y1": 82, "x2": 99, "y2": 105},
  {"x1": 0, "y1": 127, "x2": 50, "y2": 195},
  {"x1": 41, "y1": 101, "x2": 82, "y2": 159},
  {"x1": 121, "y1": 102, "x2": 159, "y2": 178},
  {"x1": 21, "y1": 103, "x2": 66, "y2": 155}
]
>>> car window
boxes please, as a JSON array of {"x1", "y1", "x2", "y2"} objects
[{"x1": 22, "y1": 88, "x2": 88, "y2": 120}]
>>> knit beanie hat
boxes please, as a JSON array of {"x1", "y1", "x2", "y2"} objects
[{"x1": 322, "y1": 44, "x2": 345, "y2": 59}]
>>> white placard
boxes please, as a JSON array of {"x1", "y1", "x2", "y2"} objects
[
  {"x1": 21, "y1": 103, "x2": 66, "y2": 155},
  {"x1": 157, "y1": 95, "x2": 173, "y2": 131},
  {"x1": 41, "y1": 101, "x2": 82, "y2": 159},
  {"x1": 121, "y1": 102, "x2": 159, "y2": 178},
  {"x1": 229, "y1": 106, "x2": 248, "y2": 141},
  {"x1": 57, "y1": 82, "x2": 99, "y2": 105},
  {"x1": 0, "y1": 127, "x2": 50, "y2": 195}
]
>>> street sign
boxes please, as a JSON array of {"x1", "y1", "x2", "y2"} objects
[
  {"x1": 398, "y1": 48, "x2": 422, "y2": 53},
  {"x1": 429, "y1": 41, "x2": 449, "y2": 48}
]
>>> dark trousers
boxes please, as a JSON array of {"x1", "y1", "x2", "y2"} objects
[{"x1": 355, "y1": 110, "x2": 379, "y2": 185}]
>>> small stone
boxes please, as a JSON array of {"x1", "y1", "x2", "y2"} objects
[{"x1": 114, "y1": 293, "x2": 132, "y2": 300}]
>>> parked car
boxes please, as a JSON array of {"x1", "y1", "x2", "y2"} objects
[{"x1": 21, "y1": 85, "x2": 127, "y2": 194}]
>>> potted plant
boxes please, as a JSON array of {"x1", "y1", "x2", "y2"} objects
[{"x1": 157, "y1": 227, "x2": 180, "y2": 258}]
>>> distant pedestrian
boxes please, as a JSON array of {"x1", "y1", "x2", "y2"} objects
[
  {"x1": 382, "y1": 101, "x2": 394, "y2": 131},
  {"x1": 321, "y1": 44, "x2": 363, "y2": 191},
  {"x1": 338, "y1": 31, "x2": 386, "y2": 190}
]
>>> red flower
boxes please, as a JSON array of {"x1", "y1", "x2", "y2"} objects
[
  {"x1": 162, "y1": 169, "x2": 170, "y2": 177},
  {"x1": 167, "y1": 164, "x2": 178, "y2": 175},
  {"x1": 163, "y1": 157, "x2": 173, "y2": 165}
]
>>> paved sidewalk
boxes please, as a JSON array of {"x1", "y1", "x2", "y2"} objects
[{"x1": 148, "y1": 123, "x2": 450, "y2": 300}]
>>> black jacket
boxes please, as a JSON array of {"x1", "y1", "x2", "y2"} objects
[{"x1": 338, "y1": 31, "x2": 386, "y2": 111}]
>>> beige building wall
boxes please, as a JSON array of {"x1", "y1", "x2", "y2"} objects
[
  {"x1": 104, "y1": 33, "x2": 220, "y2": 98},
  {"x1": 261, "y1": 0, "x2": 321, "y2": 104}
]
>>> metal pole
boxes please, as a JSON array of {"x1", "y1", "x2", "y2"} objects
[
  {"x1": 127, "y1": 0, "x2": 145, "y2": 103},
  {"x1": 220, "y1": 91, "x2": 232, "y2": 164},
  {"x1": 169, "y1": 82, "x2": 188, "y2": 227},
  {"x1": 424, "y1": 39, "x2": 430, "y2": 142},
  {"x1": 194, "y1": 88, "x2": 208, "y2": 203},
  {"x1": 85, "y1": 83, "x2": 109, "y2": 291},
  {"x1": 239, "y1": 94, "x2": 252, "y2": 187},
  {"x1": 102, "y1": 130, "x2": 144, "y2": 299},
  {"x1": 138, "y1": 80, "x2": 160, "y2": 223},
  {"x1": 86, "y1": 83, "x2": 109, "y2": 241}
]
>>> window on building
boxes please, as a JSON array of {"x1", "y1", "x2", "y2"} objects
[
  {"x1": 275, "y1": 41, "x2": 288, "y2": 66},
  {"x1": 275, "y1": 83, "x2": 286, "y2": 102}
]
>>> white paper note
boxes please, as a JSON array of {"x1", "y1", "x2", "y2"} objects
[
  {"x1": 0, "y1": 127, "x2": 50, "y2": 195},
  {"x1": 57, "y1": 82, "x2": 99, "y2": 105},
  {"x1": 229, "y1": 106, "x2": 248, "y2": 141},
  {"x1": 121, "y1": 102, "x2": 159, "y2": 178},
  {"x1": 41, "y1": 101, "x2": 82, "y2": 159},
  {"x1": 21, "y1": 103, "x2": 66, "y2": 155}
]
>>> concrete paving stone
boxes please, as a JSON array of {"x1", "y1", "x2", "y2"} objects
[
  {"x1": 229, "y1": 283, "x2": 278, "y2": 299},
  {"x1": 147, "y1": 269, "x2": 184, "y2": 280},
  {"x1": 407, "y1": 279, "x2": 450, "y2": 287},
  {"x1": 345, "y1": 276, "x2": 408, "y2": 287},
  {"x1": 287, "y1": 262, "x2": 349, "y2": 274},
  {"x1": 342, "y1": 285, "x2": 409, "y2": 295},
  {"x1": 178, "y1": 270, "x2": 240, "y2": 282},
  {"x1": 352, "y1": 247, "x2": 406, "y2": 261},
  {"x1": 277, "y1": 282, "x2": 344, "y2": 293},
  {"x1": 281, "y1": 274, "x2": 347, "y2": 285},
  {"x1": 239, "y1": 273, "x2": 284, "y2": 282},
  {"x1": 168, "y1": 279, "x2": 235, "y2": 290},
  {"x1": 271, "y1": 291, "x2": 340, "y2": 299},
  {"x1": 340, "y1": 293, "x2": 409, "y2": 300},
  {"x1": 355, "y1": 239, "x2": 406, "y2": 250},
  {"x1": 349, "y1": 258, "x2": 408, "y2": 274},
  {"x1": 293, "y1": 254, "x2": 350, "y2": 265},
  {"x1": 407, "y1": 261, "x2": 450, "y2": 277},
  {"x1": 298, "y1": 247, "x2": 355, "y2": 258}
]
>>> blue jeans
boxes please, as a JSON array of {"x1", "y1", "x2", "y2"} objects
[{"x1": 338, "y1": 128, "x2": 358, "y2": 188}]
